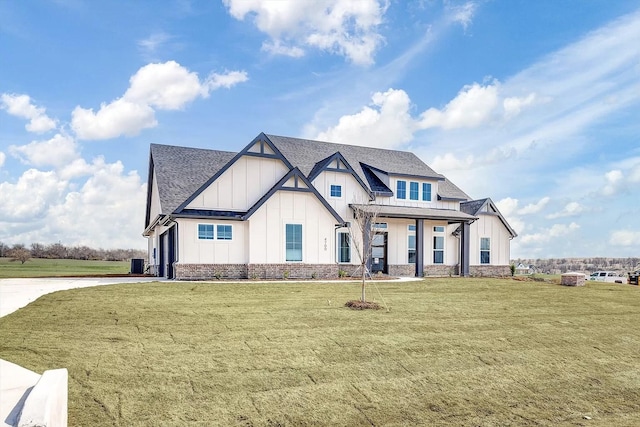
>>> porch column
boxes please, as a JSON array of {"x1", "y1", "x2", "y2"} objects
[
  {"x1": 415, "y1": 218, "x2": 424, "y2": 277},
  {"x1": 460, "y1": 221, "x2": 470, "y2": 277}
]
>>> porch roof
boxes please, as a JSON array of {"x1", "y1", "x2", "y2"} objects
[{"x1": 350, "y1": 204, "x2": 477, "y2": 223}]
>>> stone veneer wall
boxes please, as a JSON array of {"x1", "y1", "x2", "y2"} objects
[
  {"x1": 248, "y1": 264, "x2": 339, "y2": 280},
  {"x1": 175, "y1": 264, "x2": 248, "y2": 280},
  {"x1": 388, "y1": 264, "x2": 416, "y2": 277},
  {"x1": 423, "y1": 265, "x2": 459, "y2": 277},
  {"x1": 174, "y1": 263, "x2": 339, "y2": 280},
  {"x1": 470, "y1": 265, "x2": 511, "y2": 277}
]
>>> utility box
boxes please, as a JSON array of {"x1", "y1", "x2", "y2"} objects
[{"x1": 130, "y1": 258, "x2": 145, "y2": 274}]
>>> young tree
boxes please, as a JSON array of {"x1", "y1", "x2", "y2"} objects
[{"x1": 347, "y1": 202, "x2": 381, "y2": 303}]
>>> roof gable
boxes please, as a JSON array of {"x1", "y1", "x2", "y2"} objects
[
  {"x1": 461, "y1": 198, "x2": 517, "y2": 238},
  {"x1": 244, "y1": 168, "x2": 343, "y2": 223},
  {"x1": 147, "y1": 144, "x2": 235, "y2": 223}
]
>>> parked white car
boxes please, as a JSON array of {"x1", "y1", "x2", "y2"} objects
[{"x1": 589, "y1": 271, "x2": 625, "y2": 283}]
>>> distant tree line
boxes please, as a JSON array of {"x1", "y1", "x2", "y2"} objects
[
  {"x1": 512, "y1": 257, "x2": 640, "y2": 274},
  {"x1": 0, "y1": 241, "x2": 146, "y2": 262}
]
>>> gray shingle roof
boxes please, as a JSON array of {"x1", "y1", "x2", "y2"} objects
[
  {"x1": 148, "y1": 134, "x2": 471, "y2": 221},
  {"x1": 264, "y1": 134, "x2": 469, "y2": 201},
  {"x1": 150, "y1": 143, "x2": 235, "y2": 216}
]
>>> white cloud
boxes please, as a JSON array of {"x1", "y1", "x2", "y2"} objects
[
  {"x1": 71, "y1": 61, "x2": 248, "y2": 140},
  {"x1": 1, "y1": 93, "x2": 57, "y2": 133},
  {"x1": 609, "y1": 230, "x2": 640, "y2": 246},
  {"x1": 223, "y1": 0, "x2": 389, "y2": 65},
  {"x1": 124, "y1": 61, "x2": 210, "y2": 110},
  {"x1": 9, "y1": 133, "x2": 79, "y2": 169},
  {"x1": 0, "y1": 159, "x2": 147, "y2": 249},
  {"x1": 0, "y1": 152, "x2": 5, "y2": 168},
  {"x1": 71, "y1": 98, "x2": 157, "y2": 140},
  {"x1": 446, "y1": 1, "x2": 478, "y2": 30},
  {"x1": 503, "y1": 93, "x2": 537, "y2": 119},
  {"x1": 496, "y1": 197, "x2": 518, "y2": 217},
  {"x1": 518, "y1": 196, "x2": 550, "y2": 215},
  {"x1": 519, "y1": 222, "x2": 580, "y2": 244},
  {"x1": 138, "y1": 32, "x2": 173, "y2": 59},
  {"x1": 206, "y1": 70, "x2": 250, "y2": 90},
  {"x1": 315, "y1": 88, "x2": 415, "y2": 148},
  {"x1": 419, "y1": 82, "x2": 499, "y2": 130},
  {"x1": 602, "y1": 169, "x2": 624, "y2": 196},
  {"x1": 546, "y1": 202, "x2": 585, "y2": 219},
  {"x1": 0, "y1": 169, "x2": 67, "y2": 221}
]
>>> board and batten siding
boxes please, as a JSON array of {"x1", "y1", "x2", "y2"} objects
[
  {"x1": 468, "y1": 215, "x2": 511, "y2": 265},
  {"x1": 185, "y1": 156, "x2": 289, "y2": 211},
  {"x1": 248, "y1": 190, "x2": 337, "y2": 264},
  {"x1": 148, "y1": 169, "x2": 162, "y2": 223},
  {"x1": 177, "y1": 219, "x2": 248, "y2": 264},
  {"x1": 312, "y1": 170, "x2": 370, "y2": 220}
]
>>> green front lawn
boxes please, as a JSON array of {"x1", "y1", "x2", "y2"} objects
[
  {"x1": 1, "y1": 278, "x2": 639, "y2": 426},
  {"x1": 0, "y1": 257, "x2": 130, "y2": 278}
]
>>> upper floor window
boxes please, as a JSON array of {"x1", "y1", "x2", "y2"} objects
[
  {"x1": 198, "y1": 224, "x2": 214, "y2": 240},
  {"x1": 330, "y1": 184, "x2": 342, "y2": 198},
  {"x1": 217, "y1": 225, "x2": 232, "y2": 240},
  {"x1": 480, "y1": 237, "x2": 490, "y2": 264},
  {"x1": 286, "y1": 224, "x2": 303, "y2": 262},
  {"x1": 422, "y1": 183, "x2": 431, "y2": 201},
  {"x1": 396, "y1": 180, "x2": 406, "y2": 199},
  {"x1": 409, "y1": 182, "x2": 419, "y2": 200}
]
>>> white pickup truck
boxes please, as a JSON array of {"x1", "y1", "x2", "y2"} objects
[{"x1": 589, "y1": 271, "x2": 625, "y2": 283}]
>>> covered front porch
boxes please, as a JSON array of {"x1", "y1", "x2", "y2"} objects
[{"x1": 351, "y1": 204, "x2": 477, "y2": 278}]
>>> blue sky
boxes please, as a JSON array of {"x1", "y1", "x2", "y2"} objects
[{"x1": 1, "y1": 0, "x2": 639, "y2": 258}]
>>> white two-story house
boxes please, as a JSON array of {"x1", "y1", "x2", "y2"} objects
[{"x1": 143, "y1": 133, "x2": 517, "y2": 279}]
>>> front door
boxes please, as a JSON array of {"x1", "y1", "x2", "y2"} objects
[{"x1": 370, "y1": 232, "x2": 388, "y2": 274}]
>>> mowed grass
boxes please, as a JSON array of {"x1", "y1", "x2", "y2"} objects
[
  {"x1": 1, "y1": 278, "x2": 639, "y2": 426},
  {"x1": 0, "y1": 257, "x2": 130, "y2": 278}
]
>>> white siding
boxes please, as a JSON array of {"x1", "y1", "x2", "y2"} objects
[
  {"x1": 248, "y1": 191, "x2": 337, "y2": 264},
  {"x1": 312, "y1": 170, "x2": 370, "y2": 221},
  {"x1": 186, "y1": 156, "x2": 289, "y2": 211},
  {"x1": 177, "y1": 219, "x2": 248, "y2": 264},
  {"x1": 469, "y1": 214, "x2": 512, "y2": 265},
  {"x1": 148, "y1": 169, "x2": 161, "y2": 221}
]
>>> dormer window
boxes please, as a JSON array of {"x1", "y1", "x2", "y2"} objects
[
  {"x1": 397, "y1": 180, "x2": 406, "y2": 199},
  {"x1": 410, "y1": 182, "x2": 419, "y2": 200}
]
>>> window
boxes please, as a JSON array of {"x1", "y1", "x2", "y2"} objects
[
  {"x1": 337, "y1": 232, "x2": 351, "y2": 263},
  {"x1": 422, "y1": 183, "x2": 431, "y2": 201},
  {"x1": 286, "y1": 224, "x2": 303, "y2": 262},
  {"x1": 410, "y1": 182, "x2": 419, "y2": 200},
  {"x1": 372, "y1": 222, "x2": 388, "y2": 230},
  {"x1": 433, "y1": 236, "x2": 444, "y2": 264},
  {"x1": 330, "y1": 184, "x2": 342, "y2": 198},
  {"x1": 480, "y1": 237, "x2": 490, "y2": 264},
  {"x1": 408, "y1": 224, "x2": 416, "y2": 231},
  {"x1": 408, "y1": 235, "x2": 416, "y2": 263},
  {"x1": 198, "y1": 224, "x2": 214, "y2": 240},
  {"x1": 396, "y1": 180, "x2": 406, "y2": 199},
  {"x1": 433, "y1": 226, "x2": 445, "y2": 233},
  {"x1": 217, "y1": 225, "x2": 232, "y2": 240}
]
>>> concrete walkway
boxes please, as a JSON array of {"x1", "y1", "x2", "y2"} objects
[{"x1": 0, "y1": 277, "x2": 160, "y2": 427}]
